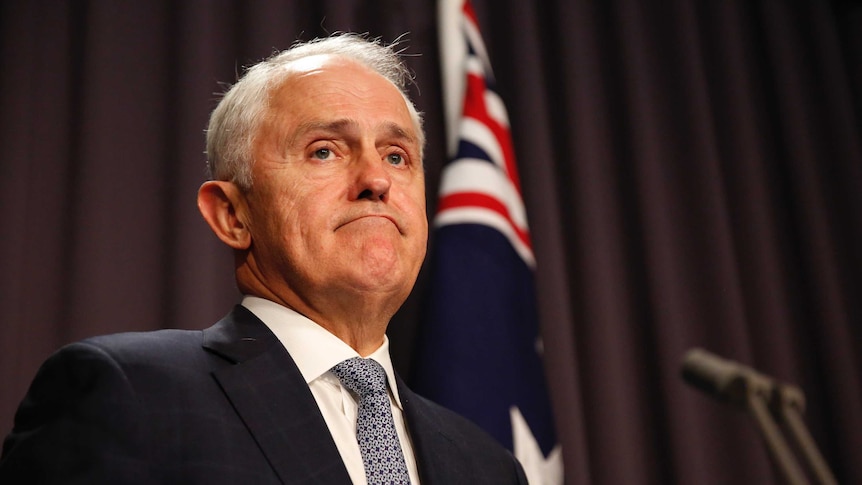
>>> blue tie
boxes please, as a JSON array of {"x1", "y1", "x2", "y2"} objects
[{"x1": 331, "y1": 357, "x2": 411, "y2": 485}]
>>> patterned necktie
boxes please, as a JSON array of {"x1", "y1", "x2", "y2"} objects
[{"x1": 330, "y1": 357, "x2": 411, "y2": 485}]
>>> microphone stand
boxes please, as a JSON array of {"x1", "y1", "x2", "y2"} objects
[
  {"x1": 681, "y1": 348, "x2": 838, "y2": 485},
  {"x1": 734, "y1": 368, "x2": 807, "y2": 485},
  {"x1": 771, "y1": 385, "x2": 838, "y2": 485}
]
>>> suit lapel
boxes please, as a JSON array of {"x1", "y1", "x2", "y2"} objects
[
  {"x1": 396, "y1": 376, "x2": 473, "y2": 484},
  {"x1": 203, "y1": 306, "x2": 352, "y2": 485}
]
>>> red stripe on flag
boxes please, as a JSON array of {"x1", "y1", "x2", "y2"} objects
[
  {"x1": 463, "y1": 0, "x2": 478, "y2": 25},
  {"x1": 462, "y1": 74, "x2": 522, "y2": 194},
  {"x1": 437, "y1": 191, "x2": 532, "y2": 250}
]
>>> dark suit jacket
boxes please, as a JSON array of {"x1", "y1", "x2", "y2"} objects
[{"x1": 0, "y1": 306, "x2": 527, "y2": 484}]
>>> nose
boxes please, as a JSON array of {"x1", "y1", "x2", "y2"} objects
[{"x1": 352, "y1": 150, "x2": 392, "y2": 202}]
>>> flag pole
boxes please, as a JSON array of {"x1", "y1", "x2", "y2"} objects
[{"x1": 438, "y1": 0, "x2": 467, "y2": 157}]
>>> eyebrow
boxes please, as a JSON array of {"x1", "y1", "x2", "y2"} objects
[
  {"x1": 294, "y1": 119, "x2": 358, "y2": 139},
  {"x1": 380, "y1": 121, "x2": 418, "y2": 146},
  {"x1": 290, "y1": 119, "x2": 418, "y2": 147}
]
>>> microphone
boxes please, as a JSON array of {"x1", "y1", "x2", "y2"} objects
[
  {"x1": 680, "y1": 348, "x2": 803, "y2": 411},
  {"x1": 680, "y1": 348, "x2": 836, "y2": 485}
]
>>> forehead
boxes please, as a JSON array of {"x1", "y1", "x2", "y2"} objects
[{"x1": 269, "y1": 55, "x2": 412, "y2": 122}]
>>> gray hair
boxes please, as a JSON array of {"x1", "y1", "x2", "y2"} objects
[{"x1": 205, "y1": 34, "x2": 425, "y2": 189}]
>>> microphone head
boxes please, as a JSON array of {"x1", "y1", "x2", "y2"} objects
[
  {"x1": 680, "y1": 348, "x2": 774, "y2": 408},
  {"x1": 681, "y1": 348, "x2": 747, "y2": 406}
]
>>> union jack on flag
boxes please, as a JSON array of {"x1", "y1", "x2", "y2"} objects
[{"x1": 411, "y1": 1, "x2": 563, "y2": 483}]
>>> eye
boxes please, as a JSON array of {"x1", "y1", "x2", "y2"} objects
[
  {"x1": 386, "y1": 153, "x2": 405, "y2": 166},
  {"x1": 312, "y1": 148, "x2": 333, "y2": 160}
]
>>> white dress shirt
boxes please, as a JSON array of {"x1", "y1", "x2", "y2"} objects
[{"x1": 241, "y1": 296, "x2": 421, "y2": 485}]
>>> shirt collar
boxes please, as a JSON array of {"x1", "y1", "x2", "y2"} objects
[{"x1": 240, "y1": 295, "x2": 404, "y2": 408}]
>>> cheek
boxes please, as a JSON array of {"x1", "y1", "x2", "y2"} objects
[
  {"x1": 249, "y1": 189, "x2": 310, "y2": 252},
  {"x1": 414, "y1": 218, "x2": 429, "y2": 260},
  {"x1": 400, "y1": 190, "x2": 429, "y2": 262},
  {"x1": 281, "y1": 202, "x2": 321, "y2": 247},
  {"x1": 283, "y1": 192, "x2": 342, "y2": 251},
  {"x1": 405, "y1": 185, "x2": 428, "y2": 230}
]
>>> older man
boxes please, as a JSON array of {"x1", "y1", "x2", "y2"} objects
[{"x1": 0, "y1": 35, "x2": 527, "y2": 484}]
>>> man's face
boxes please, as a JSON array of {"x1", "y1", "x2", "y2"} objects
[{"x1": 240, "y1": 55, "x2": 427, "y2": 315}]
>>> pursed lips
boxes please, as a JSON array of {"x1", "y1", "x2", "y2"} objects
[{"x1": 336, "y1": 213, "x2": 402, "y2": 233}]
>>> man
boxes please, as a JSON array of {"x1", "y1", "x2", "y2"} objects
[{"x1": 0, "y1": 35, "x2": 527, "y2": 484}]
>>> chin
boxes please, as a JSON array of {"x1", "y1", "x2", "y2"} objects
[
  {"x1": 335, "y1": 241, "x2": 422, "y2": 293},
  {"x1": 341, "y1": 265, "x2": 411, "y2": 295}
]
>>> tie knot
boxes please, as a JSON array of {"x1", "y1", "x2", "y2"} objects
[{"x1": 331, "y1": 357, "x2": 388, "y2": 397}]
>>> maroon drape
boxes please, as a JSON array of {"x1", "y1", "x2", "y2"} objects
[{"x1": 2, "y1": 1, "x2": 860, "y2": 483}]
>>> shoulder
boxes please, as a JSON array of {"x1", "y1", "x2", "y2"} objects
[
  {"x1": 16, "y1": 329, "x2": 206, "y2": 408},
  {"x1": 24, "y1": 330, "x2": 203, "y2": 386},
  {"x1": 81, "y1": 328, "x2": 204, "y2": 360}
]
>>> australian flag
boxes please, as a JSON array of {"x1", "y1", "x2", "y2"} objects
[{"x1": 411, "y1": 1, "x2": 563, "y2": 483}]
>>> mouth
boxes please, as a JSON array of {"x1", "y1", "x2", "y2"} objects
[{"x1": 337, "y1": 213, "x2": 401, "y2": 233}]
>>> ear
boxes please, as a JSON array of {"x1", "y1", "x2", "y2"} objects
[{"x1": 197, "y1": 181, "x2": 252, "y2": 250}]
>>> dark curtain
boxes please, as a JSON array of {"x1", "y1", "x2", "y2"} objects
[{"x1": 1, "y1": 1, "x2": 860, "y2": 483}]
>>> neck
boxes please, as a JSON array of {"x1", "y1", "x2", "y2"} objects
[
  {"x1": 294, "y1": 293, "x2": 392, "y2": 357},
  {"x1": 236, "y1": 267, "x2": 397, "y2": 357}
]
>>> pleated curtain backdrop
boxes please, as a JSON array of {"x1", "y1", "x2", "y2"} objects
[{"x1": 1, "y1": 1, "x2": 860, "y2": 483}]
